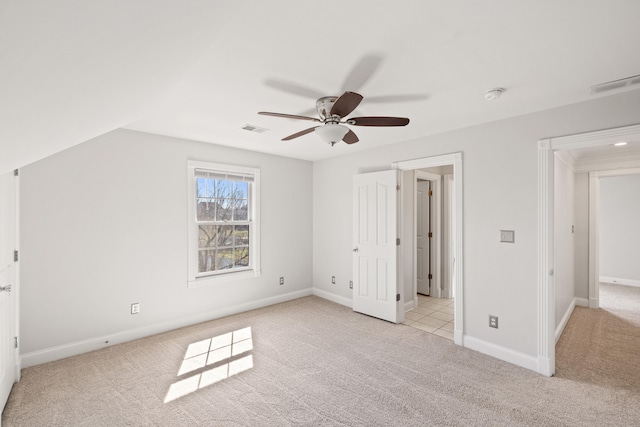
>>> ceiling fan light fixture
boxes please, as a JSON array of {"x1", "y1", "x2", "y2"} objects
[{"x1": 315, "y1": 123, "x2": 349, "y2": 146}]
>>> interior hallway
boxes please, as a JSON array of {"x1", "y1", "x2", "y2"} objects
[
  {"x1": 403, "y1": 295, "x2": 455, "y2": 341},
  {"x1": 555, "y1": 282, "x2": 640, "y2": 390}
]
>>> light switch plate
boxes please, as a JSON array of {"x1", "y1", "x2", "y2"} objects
[{"x1": 500, "y1": 230, "x2": 515, "y2": 243}]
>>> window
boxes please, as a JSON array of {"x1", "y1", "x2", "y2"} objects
[{"x1": 188, "y1": 161, "x2": 260, "y2": 286}]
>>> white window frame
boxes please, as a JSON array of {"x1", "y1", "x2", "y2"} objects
[{"x1": 187, "y1": 160, "x2": 261, "y2": 287}]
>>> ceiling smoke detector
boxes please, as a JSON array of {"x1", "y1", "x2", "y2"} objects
[{"x1": 484, "y1": 88, "x2": 505, "y2": 101}]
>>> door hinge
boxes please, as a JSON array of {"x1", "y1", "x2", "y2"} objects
[
  {"x1": 396, "y1": 238, "x2": 400, "y2": 246},
  {"x1": 396, "y1": 183, "x2": 400, "y2": 191},
  {"x1": 428, "y1": 274, "x2": 433, "y2": 280},
  {"x1": 14, "y1": 337, "x2": 18, "y2": 349},
  {"x1": 396, "y1": 293, "x2": 400, "y2": 302},
  {"x1": 13, "y1": 169, "x2": 19, "y2": 177},
  {"x1": 14, "y1": 250, "x2": 18, "y2": 262},
  {"x1": 428, "y1": 232, "x2": 433, "y2": 238}
]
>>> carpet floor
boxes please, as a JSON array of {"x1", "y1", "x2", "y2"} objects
[{"x1": 3, "y1": 290, "x2": 640, "y2": 426}]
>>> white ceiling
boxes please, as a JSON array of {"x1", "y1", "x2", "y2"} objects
[{"x1": 2, "y1": 1, "x2": 640, "y2": 173}]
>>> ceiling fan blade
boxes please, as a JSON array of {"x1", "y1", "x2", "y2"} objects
[
  {"x1": 264, "y1": 78, "x2": 325, "y2": 99},
  {"x1": 342, "y1": 129, "x2": 359, "y2": 144},
  {"x1": 348, "y1": 116, "x2": 410, "y2": 127},
  {"x1": 330, "y1": 91, "x2": 363, "y2": 117},
  {"x1": 340, "y1": 54, "x2": 383, "y2": 93},
  {"x1": 259, "y1": 112, "x2": 321, "y2": 122},
  {"x1": 282, "y1": 126, "x2": 319, "y2": 141}
]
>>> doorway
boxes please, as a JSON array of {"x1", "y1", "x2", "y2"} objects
[
  {"x1": 394, "y1": 153, "x2": 463, "y2": 345},
  {"x1": 538, "y1": 122, "x2": 640, "y2": 376}
]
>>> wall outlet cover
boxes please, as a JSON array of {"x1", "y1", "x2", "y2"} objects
[{"x1": 500, "y1": 230, "x2": 515, "y2": 243}]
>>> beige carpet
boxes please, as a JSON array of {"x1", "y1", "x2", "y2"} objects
[
  {"x1": 555, "y1": 283, "x2": 640, "y2": 392},
  {"x1": 3, "y1": 294, "x2": 640, "y2": 426}
]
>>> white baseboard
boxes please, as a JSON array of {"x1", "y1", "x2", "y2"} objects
[
  {"x1": 463, "y1": 335, "x2": 539, "y2": 373},
  {"x1": 600, "y1": 276, "x2": 640, "y2": 288},
  {"x1": 555, "y1": 297, "x2": 590, "y2": 344},
  {"x1": 537, "y1": 356, "x2": 554, "y2": 377},
  {"x1": 311, "y1": 288, "x2": 352, "y2": 308},
  {"x1": 21, "y1": 288, "x2": 313, "y2": 369},
  {"x1": 575, "y1": 297, "x2": 589, "y2": 307},
  {"x1": 404, "y1": 297, "x2": 418, "y2": 312}
]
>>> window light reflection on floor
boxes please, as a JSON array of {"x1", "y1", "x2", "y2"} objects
[{"x1": 165, "y1": 327, "x2": 254, "y2": 403}]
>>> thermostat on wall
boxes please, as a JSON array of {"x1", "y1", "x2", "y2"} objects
[{"x1": 500, "y1": 230, "x2": 515, "y2": 243}]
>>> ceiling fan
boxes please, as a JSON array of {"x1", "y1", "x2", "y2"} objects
[{"x1": 258, "y1": 91, "x2": 410, "y2": 146}]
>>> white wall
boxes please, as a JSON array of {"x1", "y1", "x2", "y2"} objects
[
  {"x1": 599, "y1": 174, "x2": 640, "y2": 284},
  {"x1": 573, "y1": 173, "x2": 589, "y2": 299},
  {"x1": 554, "y1": 154, "x2": 576, "y2": 328},
  {"x1": 20, "y1": 129, "x2": 313, "y2": 365},
  {"x1": 313, "y1": 89, "x2": 640, "y2": 359}
]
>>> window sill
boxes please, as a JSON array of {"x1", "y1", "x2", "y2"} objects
[{"x1": 188, "y1": 269, "x2": 261, "y2": 288}]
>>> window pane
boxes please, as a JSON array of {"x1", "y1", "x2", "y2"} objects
[
  {"x1": 234, "y1": 181, "x2": 248, "y2": 199},
  {"x1": 216, "y1": 249, "x2": 234, "y2": 270},
  {"x1": 234, "y1": 225, "x2": 249, "y2": 245},
  {"x1": 197, "y1": 177, "x2": 215, "y2": 198},
  {"x1": 216, "y1": 199, "x2": 232, "y2": 221},
  {"x1": 234, "y1": 247, "x2": 249, "y2": 267},
  {"x1": 233, "y1": 199, "x2": 248, "y2": 221},
  {"x1": 198, "y1": 225, "x2": 217, "y2": 248},
  {"x1": 199, "y1": 249, "x2": 216, "y2": 273},
  {"x1": 197, "y1": 199, "x2": 215, "y2": 221},
  {"x1": 216, "y1": 179, "x2": 233, "y2": 198},
  {"x1": 217, "y1": 225, "x2": 234, "y2": 247}
]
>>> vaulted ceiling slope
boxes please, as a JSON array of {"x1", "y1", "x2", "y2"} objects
[{"x1": 2, "y1": 1, "x2": 640, "y2": 173}]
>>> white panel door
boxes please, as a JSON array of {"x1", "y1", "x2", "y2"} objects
[
  {"x1": 0, "y1": 171, "x2": 17, "y2": 413},
  {"x1": 416, "y1": 180, "x2": 430, "y2": 295},
  {"x1": 352, "y1": 170, "x2": 400, "y2": 323}
]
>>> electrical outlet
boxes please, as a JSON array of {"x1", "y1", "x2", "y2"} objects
[
  {"x1": 489, "y1": 315, "x2": 498, "y2": 329},
  {"x1": 331, "y1": 276, "x2": 336, "y2": 284},
  {"x1": 499, "y1": 230, "x2": 515, "y2": 243},
  {"x1": 279, "y1": 276, "x2": 285, "y2": 285},
  {"x1": 349, "y1": 280, "x2": 353, "y2": 289},
  {"x1": 131, "y1": 303, "x2": 140, "y2": 315}
]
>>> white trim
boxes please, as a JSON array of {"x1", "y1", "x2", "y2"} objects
[
  {"x1": 186, "y1": 160, "x2": 261, "y2": 287},
  {"x1": 415, "y1": 170, "x2": 442, "y2": 299},
  {"x1": 554, "y1": 297, "x2": 587, "y2": 343},
  {"x1": 463, "y1": 335, "x2": 539, "y2": 373},
  {"x1": 600, "y1": 277, "x2": 640, "y2": 288},
  {"x1": 14, "y1": 170, "x2": 20, "y2": 382},
  {"x1": 404, "y1": 299, "x2": 417, "y2": 312},
  {"x1": 537, "y1": 140, "x2": 555, "y2": 376},
  {"x1": 393, "y1": 152, "x2": 463, "y2": 346},
  {"x1": 588, "y1": 172, "x2": 600, "y2": 308},
  {"x1": 546, "y1": 123, "x2": 640, "y2": 151},
  {"x1": 20, "y1": 288, "x2": 312, "y2": 368},
  {"x1": 312, "y1": 288, "x2": 352, "y2": 308}
]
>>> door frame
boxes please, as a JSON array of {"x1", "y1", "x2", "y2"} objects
[
  {"x1": 393, "y1": 152, "x2": 464, "y2": 345},
  {"x1": 1, "y1": 169, "x2": 20, "y2": 415},
  {"x1": 538, "y1": 122, "x2": 640, "y2": 377},
  {"x1": 415, "y1": 171, "x2": 442, "y2": 299}
]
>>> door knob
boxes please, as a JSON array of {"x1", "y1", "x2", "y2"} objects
[{"x1": 0, "y1": 285, "x2": 11, "y2": 293}]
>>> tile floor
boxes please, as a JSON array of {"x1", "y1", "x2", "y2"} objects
[{"x1": 403, "y1": 295, "x2": 454, "y2": 341}]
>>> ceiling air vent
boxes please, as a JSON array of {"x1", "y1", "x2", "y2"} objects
[
  {"x1": 242, "y1": 124, "x2": 268, "y2": 133},
  {"x1": 591, "y1": 74, "x2": 640, "y2": 94}
]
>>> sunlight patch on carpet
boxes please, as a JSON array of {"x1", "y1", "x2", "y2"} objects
[{"x1": 165, "y1": 327, "x2": 254, "y2": 403}]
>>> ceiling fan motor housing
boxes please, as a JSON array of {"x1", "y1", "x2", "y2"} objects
[{"x1": 316, "y1": 96, "x2": 338, "y2": 120}]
